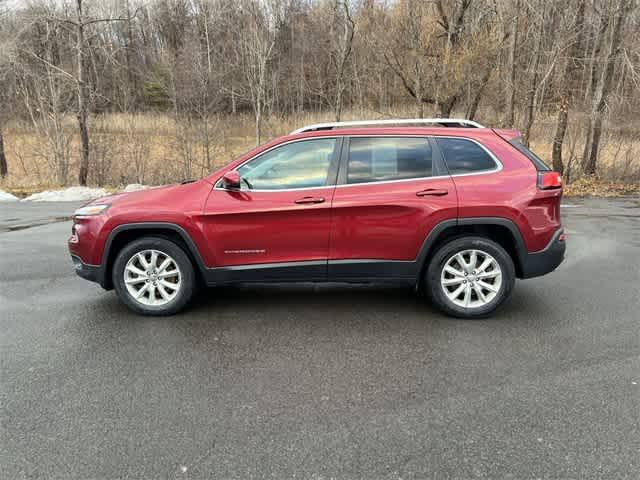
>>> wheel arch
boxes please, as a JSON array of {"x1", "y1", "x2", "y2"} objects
[
  {"x1": 101, "y1": 223, "x2": 207, "y2": 289},
  {"x1": 416, "y1": 218, "x2": 527, "y2": 283}
]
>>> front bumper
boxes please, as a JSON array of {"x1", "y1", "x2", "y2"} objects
[
  {"x1": 520, "y1": 229, "x2": 566, "y2": 279},
  {"x1": 71, "y1": 255, "x2": 107, "y2": 288}
]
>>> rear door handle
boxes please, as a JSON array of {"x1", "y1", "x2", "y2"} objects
[
  {"x1": 295, "y1": 196, "x2": 325, "y2": 204},
  {"x1": 416, "y1": 189, "x2": 448, "y2": 197}
]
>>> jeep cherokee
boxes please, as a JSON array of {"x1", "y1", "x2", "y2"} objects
[{"x1": 68, "y1": 119, "x2": 565, "y2": 318}]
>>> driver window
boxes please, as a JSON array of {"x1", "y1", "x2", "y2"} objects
[{"x1": 237, "y1": 138, "x2": 336, "y2": 190}]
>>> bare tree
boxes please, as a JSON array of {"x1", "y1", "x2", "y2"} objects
[
  {"x1": 15, "y1": 15, "x2": 75, "y2": 185},
  {"x1": 521, "y1": 2, "x2": 547, "y2": 147},
  {"x1": 0, "y1": 59, "x2": 9, "y2": 179},
  {"x1": 19, "y1": 0, "x2": 133, "y2": 185},
  {"x1": 329, "y1": 0, "x2": 355, "y2": 121},
  {"x1": 582, "y1": 0, "x2": 633, "y2": 176},
  {"x1": 0, "y1": 0, "x2": 13, "y2": 178},
  {"x1": 74, "y1": 0, "x2": 90, "y2": 185},
  {"x1": 236, "y1": 0, "x2": 276, "y2": 145},
  {"x1": 504, "y1": 0, "x2": 520, "y2": 126},
  {"x1": 551, "y1": 0, "x2": 585, "y2": 174},
  {"x1": 382, "y1": 0, "x2": 429, "y2": 117},
  {"x1": 0, "y1": 130, "x2": 7, "y2": 178},
  {"x1": 466, "y1": 63, "x2": 493, "y2": 121},
  {"x1": 0, "y1": 0, "x2": 638, "y2": 187},
  {"x1": 385, "y1": 0, "x2": 498, "y2": 118},
  {"x1": 432, "y1": 0, "x2": 475, "y2": 116}
]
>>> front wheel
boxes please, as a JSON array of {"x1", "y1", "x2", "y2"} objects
[
  {"x1": 112, "y1": 236, "x2": 196, "y2": 316},
  {"x1": 424, "y1": 236, "x2": 515, "y2": 319}
]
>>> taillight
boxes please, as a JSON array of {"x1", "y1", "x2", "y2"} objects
[{"x1": 538, "y1": 171, "x2": 562, "y2": 190}]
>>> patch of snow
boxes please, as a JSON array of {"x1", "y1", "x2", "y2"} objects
[
  {"x1": 22, "y1": 186, "x2": 109, "y2": 202},
  {"x1": 122, "y1": 183, "x2": 149, "y2": 192},
  {"x1": 0, "y1": 190, "x2": 20, "y2": 202}
]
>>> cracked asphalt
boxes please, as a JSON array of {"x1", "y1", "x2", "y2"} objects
[{"x1": 1, "y1": 197, "x2": 639, "y2": 479}]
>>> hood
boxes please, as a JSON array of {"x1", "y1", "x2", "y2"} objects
[{"x1": 89, "y1": 180, "x2": 209, "y2": 208}]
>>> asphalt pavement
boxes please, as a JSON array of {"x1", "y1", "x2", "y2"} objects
[{"x1": 1, "y1": 197, "x2": 639, "y2": 479}]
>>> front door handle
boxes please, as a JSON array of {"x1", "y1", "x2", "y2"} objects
[
  {"x1": 416, "y1": 189, "x2": 448, "y2": 197},
  {"x1": 295, "y1": 196, "x2": 325, "y2": 204}
]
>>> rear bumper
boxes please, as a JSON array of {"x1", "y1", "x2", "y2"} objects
[
  {"x1": 71, "y1": 255, "x2": 108, "y2": 288},
  {"x1": 520, "y1": 228, "x2": 566, "y2": 279}
]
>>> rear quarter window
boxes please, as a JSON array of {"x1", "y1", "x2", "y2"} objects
[
  {"x1": 508, "y1": 138, "x2": 551, "y2": 171},
  {"x1": 436, "y1": 137, "x2": 498, "y2": 175}
]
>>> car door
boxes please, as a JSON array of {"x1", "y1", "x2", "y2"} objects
[
  {"x1": 201, "y1": 137, "x2": 340, "y2": 282},
  {"x1": 328, "y1": 135, "x2": 458, "y2": 281}
]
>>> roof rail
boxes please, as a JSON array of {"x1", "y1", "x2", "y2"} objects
[{"x1": 290, "y1": 118, "x2": 485, "y2": 134}]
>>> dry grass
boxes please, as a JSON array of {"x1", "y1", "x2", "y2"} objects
[
  {"x1": 2, "y1": 109, "x2": 639, "y2": 196},
  {"x1": 563, "y1": 177, "x2": 640, "y2": 197}
]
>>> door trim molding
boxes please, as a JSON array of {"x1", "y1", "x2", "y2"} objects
[
  {"x1": 203, "y1": 259, "x2": 419, "y2": 286},
  {"x1": 204, "y1": 260, "x2": 327, "y2": 285}
]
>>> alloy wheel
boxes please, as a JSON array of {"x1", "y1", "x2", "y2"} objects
[
  {"x1": 123, "y1": 249, "x2": 182, "y2": 306},
  {"x1": 440, "y1": 249, "x2": 502, "y2": 309}
]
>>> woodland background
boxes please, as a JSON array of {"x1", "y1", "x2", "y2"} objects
[{"x1": 0, "y1": 0, "x2": 638, "y2": 193}]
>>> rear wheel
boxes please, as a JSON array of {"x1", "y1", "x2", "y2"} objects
[
  {"x1": 424, "y1": 236, "x2": 515, "y2": 318},
  {"x1": 112, "y1": 236, "x2": 196, "y2": 316}
]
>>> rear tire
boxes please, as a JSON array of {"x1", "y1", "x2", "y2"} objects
[
  {"x1": 424, "y1": 236, "x2": 515, "y2": 319},
  {"x1": 112, "y1": 236, "x2": 196, "y2": 316}
]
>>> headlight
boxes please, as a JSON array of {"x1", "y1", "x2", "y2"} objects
[{"x1": 74, "y1": 204, "x2": 110, "y2": 216}]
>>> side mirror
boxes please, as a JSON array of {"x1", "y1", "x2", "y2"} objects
[{"x1": 222, "y1": 170, "x2": 241, "y2": 189}]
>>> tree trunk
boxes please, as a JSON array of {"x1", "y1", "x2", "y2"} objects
[
  {"x1": 552, "y1": 99, "x2": 569, "y2": 174},
  {"x1": 124, "y1": 0, "x2": 135, "y2": 106},
  {"x1": 582, "y1": 116, "x2": 604, "y2": 175},
  {"x1": 584, "y1": 16, "x2": 609, "y2": 104},
  {"x1": 255, "y1": 101, "x2": 261, "y2": 146},
  {"x1": 0, "y1": 129, "x2": 7, "y2": 178},
  {"x1": 437, "y1": 95, "x2": 457, "y2": 117},
  {"x1": 522, "y1": 4, "x2": 545, "y2": 147},
  {"x1": 551, "y1": 0, "x2": 585, "y2": 175},
  {"x1": 333, "y1": 0, "x2": 354, "y2": 122},
  {"x1": 466, "y1": 68, "x2": 493, "y2": 121},
  {"x1": 335, "y1": 78, "x2": 343, "y2": 121},
  {"x1": 415, "y1": 74, "x2": 424, "y2": 117},
  {"x1": 505, "y1": 0, "x2": 519, "y2": 127},
  {"x1": 76, "y1": 0, "x2": 90, "y2": 186},
  {"x1": 581, "y1": 0, "x2": 630, "y2": 175}
]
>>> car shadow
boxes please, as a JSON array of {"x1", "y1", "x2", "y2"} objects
[
  {"x1": 86, "y1": 281, "x2": 558, "y2": 336},
  {"x1": 189, "y1": 282, "x2": 429, "y2": 314}
]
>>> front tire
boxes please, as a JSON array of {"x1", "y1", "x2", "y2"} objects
[
  {"x1": 112, "y1": 236, "x2": 196, "y2": 316},
  {"x1": 424, "y1": 236, "x2": 515, "y2": 319}
]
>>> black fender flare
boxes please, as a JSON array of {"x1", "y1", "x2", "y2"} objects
[
  {"x1": 99, "y1": 222, "x2": 209, "y2": 288},
  {"x1": 414, "y1": 217, "x2": 528, "y2": 277}
]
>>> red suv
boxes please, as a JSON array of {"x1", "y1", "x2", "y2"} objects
[{"x1": 68, "y1": 119, "x2": 565, "y2": 318}]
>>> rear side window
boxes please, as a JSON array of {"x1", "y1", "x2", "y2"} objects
[
  {"x1": 347, "y1": 137, "x2": 432, "y2": 184},
  {"x1": 508, "y1": 138, "x2": 551, "y2": 171},
  {"x1": 437, "y1": 138, "x2": 497, "y2": 174}
]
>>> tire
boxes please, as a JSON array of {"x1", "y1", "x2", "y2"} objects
[
  {"x1": 112, "y1": 236, "x2": 196, "y2": 316},
  {"x1": 424, "y1": 236, "x2": 515, "y2": 319}
]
